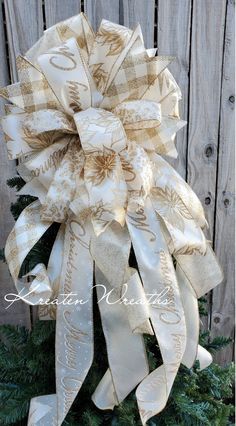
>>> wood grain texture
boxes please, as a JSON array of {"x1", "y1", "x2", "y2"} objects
[
  {"x1": 84, "y1": 0, "x2": 120, "y2": 30},
  {"x1": 3, "y1": 0, "x2": 44, "y2": 327},
  {"x1": 187, "y1": 0, "x2": 227, "y2": 237},
  {"x1": 211, "y1": 0, "x2": 235, "y2": 364},
  {"x1": 157, "y1": 0, "x2": 191, "y2": 179},
  {"x1": 4, "y1": 0, "x2": 43, "y2": 82},
  {"x1": 121, "y1": 0, "x2": 155, "y2": 48},
  {"x1": 187, "y1": 0, "x2": 227, "y2": 334},
  {"x1": 44, "y1": 0, "x2": 81, "y2": 28},
  {"x1": 0, "y1": 3, "x2": 30, "y2": 327}
]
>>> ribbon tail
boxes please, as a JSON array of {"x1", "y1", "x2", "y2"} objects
[
  {"x1": 175, "y1": 243, "x2": 223, "y2": 298},
  {"x1": 127, "y1": 199, "x2": 186, "y2": 425},
  {"x1": 55, "y1": 218, "x2": 94, "y2": 425},
  {"x1": 123, "y1": 267, "x2": 154, "y2": 335},
  {"x1": 28, "y1": 395, "x2": 57, "y2": 426},
  {"x1": 176, "y1": 263, "x2": 199, "y2": 368},
  {"x1": 92, "y1": 265, "x2": 149, "y2": 410},
  {"x1": 5, "y1": 200, "x2": 53, "y2": 304},
  {"x1": 196, "y1": 345, "x2": 213, "y2": 370},
  {"x1": 27, "y1": 218, "x2": 94, "y2": 425},
  {"x1": 27, "y1": 228, "x2": 65, "y2": 423},
  {"x1": 136, "y1": 365, "x2": 177, "y2": 426},
  {"x1": 38, "y1": 224, "x2": 65, "y2": 320},
  {"x1": 176, "y1": 264, "x2": 213, "y2": 370}
]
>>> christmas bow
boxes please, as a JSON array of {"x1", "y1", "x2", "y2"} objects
[{"x1": 0, "y1": 13, "x2": 223, "y2": 426}]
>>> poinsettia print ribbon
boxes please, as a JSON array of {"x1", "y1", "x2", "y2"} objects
[{"x1": 0, "y1": 13, "x2": 223, "y2": 426}]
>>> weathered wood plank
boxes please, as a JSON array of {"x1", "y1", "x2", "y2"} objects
[
  {"x1": 211, "y1": 0, "x2": 235, "y2": 364},
  {"x1": 121, "y1": 0, "x2": 155, "y2": 48},
  {"x1": 44, "y1": 0, "x2": 81, "y2": 28},
  {"x1": 0, "y1": 2, "x2": 30, "y2": 326},
  {"x1": 3, "y1": 0, "x2": 44, "y2": 327},
  {"x1": 84, "y1": 0, "x2": 120, "y2": 30},
  {"x1": 187, "y1": 0, "x2": 227, "y2": 335},
  {"x1": 157, "y1": 0, "x2": 191, "y2": 179},
  {"x1": 187, "y1": 0, "x2": 226, "y2": 241},
  {"x1": 4, "y1": 0, "x2": 43, "y2": 81}
]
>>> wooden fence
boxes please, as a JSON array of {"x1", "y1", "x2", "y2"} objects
[{"x1": 0, "y1": 0, "x2": 234, "y2": 365}]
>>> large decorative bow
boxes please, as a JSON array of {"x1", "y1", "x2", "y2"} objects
[{"x1": 0, "y1": 13, "x2": 223, "y2": 426}]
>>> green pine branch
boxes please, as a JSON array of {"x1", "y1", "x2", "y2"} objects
[
  {"x1": 200, "y1": 331, "x2": 232, "y2": 354},
  {"x1": 10, "y1": 196, "x2": 37, "y2": 221},
  {"x1": 0, "y1": 315, "x2": 234, "y2": 426},
  {"x1": 0, "y1": 248, "x2": 5, "y2": 262},
  {"x1": 7, "y1": 177, "x2": 26, "y2": 191}
]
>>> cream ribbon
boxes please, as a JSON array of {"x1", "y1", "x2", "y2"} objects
[{"x1": 0, "y1": 13, "x2": 223, "y2": 426}]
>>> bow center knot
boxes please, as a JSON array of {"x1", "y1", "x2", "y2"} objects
[
  {"x1": 73, "y1": 107, "x2": 127, "y2": 154},
  {"x1": 72, "y1": 107, "x2": 128, "y2": 235}
]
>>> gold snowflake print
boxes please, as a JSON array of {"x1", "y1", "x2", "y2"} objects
[
  {"x1": 152, "y1": 186, "x2": 193, "y2": 232},
  {"x1": 85, "y1": 150, "x2": 117, "y2": 185}
]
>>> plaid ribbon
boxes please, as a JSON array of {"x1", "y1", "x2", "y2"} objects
[{"x1": 0, "y1": 56, "x2": 60, "y2": 113}]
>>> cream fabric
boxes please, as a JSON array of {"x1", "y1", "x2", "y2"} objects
[{"x1": 0, "y1": 13, "x2": 223, "y2": 426}]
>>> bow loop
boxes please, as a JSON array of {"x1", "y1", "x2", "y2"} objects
[
  {"x1": 40, "y1": 142, "x2": 84, "y2": 223},
  {"x1": 114, "y1": 100, "x2": 161, "y2": 130},
  {"x1": 38, "y1": 38, "x2": 103, "y2": 114},
  {"x1": 74, "y1": 107, "x2": 127, "y2": 152},
  {"x1": 74, "y1": 108, "x2": 128, "y2": 234},
  {"x1": 23, "y1": 109, "x2": 76, "y2": 137},
  {"x1": 121, "y1": 142, "x2": 154, "y2": 208}
]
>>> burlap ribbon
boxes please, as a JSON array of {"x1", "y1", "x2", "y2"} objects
[{"x1": 0, "y1": 13, "x2": 223, "y2": 426}]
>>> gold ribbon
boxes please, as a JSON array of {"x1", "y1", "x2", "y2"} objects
[{"x1": 0, "y1": 13, "x2": 223, "y2": 426}]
